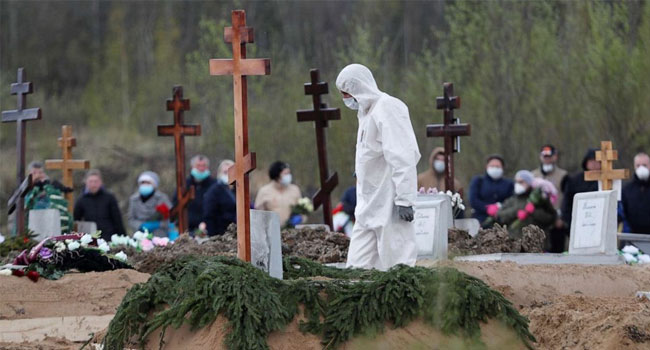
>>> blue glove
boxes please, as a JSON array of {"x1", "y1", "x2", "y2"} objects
[
  {"x1": 289, "y1": 214, "x2": 303, "y2": 226},
  {"x1": 141, "y1": 221, "x2": 161, "y2": 232}
]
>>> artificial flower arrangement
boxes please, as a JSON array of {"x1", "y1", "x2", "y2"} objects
[
  {"x1": 110, "y1": 230, "x2": 171, "y2": 253},
  {"x1": 286, "y1": 197, "x2": 314, "y2": 228},
  {"x1": 418, "y1": 187, "x2": 466, "y2": 218},
  {"x1": 0, "y1": 233, "x2": 131, "y2": 282}
]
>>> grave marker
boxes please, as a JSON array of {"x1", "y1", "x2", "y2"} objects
[
  {"x1": 414, "y1": 194, "x2": 453, "y2": 260},
  {"x1": 569, "y1": 190, "x2": 617, "y2": 255},
  {"x1": 250, "y1": 209, "x2": 282, "y2": 279}
]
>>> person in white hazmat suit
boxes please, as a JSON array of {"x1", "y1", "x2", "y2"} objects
[{"x1": 336, "y1": 63, "x2": 421, "y2": 271}]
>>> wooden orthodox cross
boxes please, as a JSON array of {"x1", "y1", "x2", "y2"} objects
[
  {"x1": 426, "y1": 82, "x2": 471, "y2": 192},
  {"x1": 209, "y1": 10, "x2": 271, "y2": 261},
  {"x1": 157, "y1": 86, "x2": 201, "y2": 234},
  {"x1": 1, "y1": 68, "x2": 42, "y2": 236},
  {"x1": 585, "y1": 141, "x2": 629, "y2": 191},
  {"x1": 45, "y1": 125, "x2": 90, "y2": 212},
  {"x1": 297, "y1": 69, "x2": 340, "y2": 230}
]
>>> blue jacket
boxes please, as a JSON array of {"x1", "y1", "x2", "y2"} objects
[
  {"x1": 469, "y1": 174, "x2": 514, "y2": 223},
  {"x1": 341, "y1": 186, "x2": 357, "y2": 218},
  {"x1": 622, "y1": 175, "x2": 650, "y2": 234},
  {"x1": 202, "y1": 181, "x2": 237, "y2": 236},
  {"x1": 174, "y1": 176, "x2": 216, "y2": 231}
]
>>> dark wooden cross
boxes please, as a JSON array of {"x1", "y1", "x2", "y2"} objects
[
  {"x1": 45, "y1": 125, "x2": 90, "y2": 213},
  {"x1": 585, "y1": 141, "x2": 629, "y2": 191},
  {"x1": 1, "y1": 68, "x2": 42, "y2": 236},
  {"x1": 7, "y1": 174, "x2": 33, "y2": 216},
  {"x1": 297, "y1": 69, "x2": 340, "y2": 230},
  {"x1": 426, "y1": 82, "x2": 471, "y2": 192},
  {"x1": 157, "y1": 86, "x2": 201, "y2": 234},
  {"x1": 209, "y1": 10, "x2": 271, "y2": 262}
]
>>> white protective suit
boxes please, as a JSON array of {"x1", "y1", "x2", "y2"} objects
[{"x1": 336, "y1": 64, "x2": 421, "y2": 271}]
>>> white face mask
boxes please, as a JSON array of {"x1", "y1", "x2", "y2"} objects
[
  {"x1": 542, "y1": 164, "x2": 554, "y2": 173},
  {"x1": 218, "y1": 174, "x2": 229, "y2": 184},
  {"x1": 433, "y1": 160, "x2": 445, "y2": 173},
  {"x1": 343, "y1": 97, "x2": 359, "y2": 110},
  {"x1": 514, "y1": 183, "x2": 527, "y2": 195},
  {"x1": 486, "y1": 167, "x2": 503, "y2": 180},
  {"x1": 636, "y1": 165, "x2": 650, "y2": 181},
  {"x1": 280, "y1": 174, "x2": 293, "y2": 186}
]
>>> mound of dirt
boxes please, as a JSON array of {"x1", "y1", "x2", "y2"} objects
[
  {"x1": 449, "y1": 224, "x2": 545, "y2": 256},
  {"x1": 128, "y1": 225, "x2": 349, "y2": 274}
]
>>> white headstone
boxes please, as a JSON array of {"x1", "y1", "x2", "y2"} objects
[
  {"x1": 75, "y1": 221, "x2": 97, "y2": 235},
  {"x1": 569, "y1": 190, "x2": 617, "y2": 255},
  {"x1": 415, "y1": 194, "x2": 453, "y2": 260},
  {"x1": 250, "y1": 209, "x2": 283, "y2": 279},
  {"x1": 28, "y1": 209, "x2": 61, "y2": 241}
]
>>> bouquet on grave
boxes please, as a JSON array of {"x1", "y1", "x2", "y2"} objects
[
  {"x1": 418, "y1": 187, "x2": 466, "y2": 218},
  {"x1": 110, "y1": 230, "x2": 171, "y2": 253},
  {"x1": 286, "y1": 197, "x2": 314, "y2": 228},
  {"x1": 0, "y1": 231, "x2": 38, "y2": 257},
  {"x1": 0, "y1": 233, "x2": 131, "y2": 282}
]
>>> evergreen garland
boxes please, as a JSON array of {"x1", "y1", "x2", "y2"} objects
[{"x1": 103, "y1": 255, "x2": 536, "y2": 350}]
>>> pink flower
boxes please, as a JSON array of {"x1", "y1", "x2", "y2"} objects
[
  {"x1": 486, "y1": 204, "x2": 499, "y2": 217},
  {"x1": 152, "y1": 237, "x2": 169, "y2": 247},
  {"x1": 525, "y1": 202, "x2": 535, "y2": 214},
  {"x1": 140, "y1": 238, "x2": 154, "y2": 252},
  {"x1": 517, "y1": 209, "x2": 528, "y2": 221}
]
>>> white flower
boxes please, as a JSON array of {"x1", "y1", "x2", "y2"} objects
[
  {"x1": 622, "y1": 245, "x2": 640, "y2": 255},
  {"x1": 459, "y1": 204, "x2": 466, "y2": 211},
  {"x1": 639, "y1": 254, "x2": 650, "y2": 264},
  {"x1": 0, "y1": 234, "x2": 5, "y2": 244},
  {"x1": 623, "y1": 252, "x2": 638, "y2": 264},
  {"x1": 115, "y1": 251, "x2": 127, "y2": 262},
  {"x1": 54, "y1": 241, "x2": 66, "y2": 253},
  {"x1": 133, "y1": 231, "x2": 146, "y2": 241},
  {"x1": 98, "y1": 242, "x2": 110, "y2": 253},
  {"x1": 128, "y1": 238, "x2": 138, "y2": 248},
  {"x1": 446, "y1": 190, "x2": 453, "y2": 197},
  {"x1": 97, "y1": 238, "x2": 107, "y2": 247},
  {"x1": 67, "y1": 241, "x2": 81, "y2": 251},
  {"x1": 80, "y1": 234, "x2": 93, "y2": 247},
  {"x1": 65, "y1": 239, "x2": 73, "y2": 244},
  {"x1": 0, "y1": 269, "x2": 12, "y2": 276}
]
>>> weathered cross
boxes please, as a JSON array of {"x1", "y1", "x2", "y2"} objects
[
  {"x1": 1, "y1": 68, "x2": 42, "y2": 236},
  {"x1": 209, "y1": 10, "x2": 270, "y2": 261},
  {"x1": 297, "y1": 69, "x2": 340, "y2": 230},
  {"x1": 585, "y1": 141, "x2": 629, "y2": 191},
  {"x1": 157, "y1": 86, "x2": 201, "y2": 234},
  {"x1": 45, "y1": 125, "x2": 90, "y2": 213},
  {"x1": 7, "y1": 174, "x2": 33, "y2": 216},
  {"x1": 426, "y1": 82, "x2": 471, "y2": 192}
]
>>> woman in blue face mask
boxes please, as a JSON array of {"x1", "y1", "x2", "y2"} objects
[{"x1": 127, "y1": 171, "x2": 173, "y2": 237}]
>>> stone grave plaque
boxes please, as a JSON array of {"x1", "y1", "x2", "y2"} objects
[
  {"x1": 250, "y1": 209, "x2": 282, "y2": 279},
  {"x1": 28, "y1": 209, "x2": 61, "y2": 241},
  {"x1": 415, "y1": 194, "x2": 452, "y2": 259},
  {"x1": 569, "y1": 190, "x2": 617, "y2": 255},
  {"x1": 75, "y1": 221, "x2": 97, "y2": 235}
]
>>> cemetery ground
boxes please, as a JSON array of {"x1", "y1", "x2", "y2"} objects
[{"x1": 1, "y1": 226, "x2": 650, "y2": 349}]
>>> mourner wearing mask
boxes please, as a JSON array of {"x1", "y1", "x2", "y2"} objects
[
  {"x1": 469, "y1": 155, "x2": 514, "y2": 223},
  {"x1": 254, "y1": 161, "x2": 302, "y2": 224},
  {"x1": 621, "y1": 153, "x2": 650, "y2": 234}
]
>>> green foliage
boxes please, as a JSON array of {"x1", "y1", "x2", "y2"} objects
[
  {"x1": 0, "y1": 232, "x2": 37, "y2": 257},
  {"x1": 103, "y1": 255, "x2": 535, "y2": 350}
]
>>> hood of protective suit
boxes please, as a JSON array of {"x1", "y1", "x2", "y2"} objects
[{"x1": 336, "y1": 64, "x2": 383, "y2": 114}]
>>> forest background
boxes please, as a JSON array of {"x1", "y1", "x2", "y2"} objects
[{"x1": 1, "y1": 1, "x2": 649, "y2": 232}]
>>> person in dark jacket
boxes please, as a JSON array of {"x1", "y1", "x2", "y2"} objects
[
  {"x1": 469, "y1": 155, "x2": 514, "y2": 223},
  {"x1": 561, "y1": 148, "x2": 600, "y2": 228},
  {"x1": 487, "y1": 170, "x2": 556, "y2": 239},
  {"x1": 74, "y1": 169, "x2": 126, "y2": 240},
  {"x1": 621, "y1": 153, "x2": 650, "y2": 234},
  {"x1": 341, "y1": 185, "x2": 357, "y2": 219},
  {"x1": 173, "y1": 155, "x2": 216, "y2": 232},
  {"x1": 202, "y1": 178, "x2": 237, "y2": 236}
]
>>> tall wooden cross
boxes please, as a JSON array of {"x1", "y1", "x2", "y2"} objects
[
  {"x1": 426, "y1": 82, "x2": 471, "y2": 192},
  {"x1": 297, "y1": 69, "x2": 340, "y2": 230},
  {"x1": 157, "y1": 86, "x2": 201, "y2": 234},
  {"x1": 209, "y1": 10, "x2": 270, "y2": 261},
  {"x1": 585, "y1": 141, "x2": 629, "y2": 191},
  {"x1": 1, "y1": 68, "x2": 42, "y2": 236},
  {"x1": 45, "y1": 125, "x2": 90, "y2": 213}
]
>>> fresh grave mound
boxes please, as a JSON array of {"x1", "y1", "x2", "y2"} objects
[
  {"x1": 0, "y1": 269, "x2": 150, "y2": 349},
  {"x1": 439, "y1": 261, "x2": 650, "y2": 350},
  {"x1": 100, "y1": 255, "x2": 535, "y2": 350},
  {"x1": 128, "y1": 225, "x2": 349, "y2": 274},
  {"x1": 449, "y1": 224, "x2": 545, "y2": 256}
]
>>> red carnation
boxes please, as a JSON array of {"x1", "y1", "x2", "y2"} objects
[
  {"x1": 26, "y1": 270, "x2": 39, "y2": 282},
  {"x1": 12, "y1": 269, "x2": 24, "y2": 277},
  {"x1": 155, "y1": 203, "x2": 170, "y2": 220}
]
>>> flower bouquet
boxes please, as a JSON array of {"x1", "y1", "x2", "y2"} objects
[
  {"x1": 285, "y1": 197, "x2": 314, "y2": 228},
  {"x1": 110, "y1": 230, "x2": 171, "y2": 253},
  {"x1": 0, "y1": 233, "x2": 131, "y2": 282}
]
